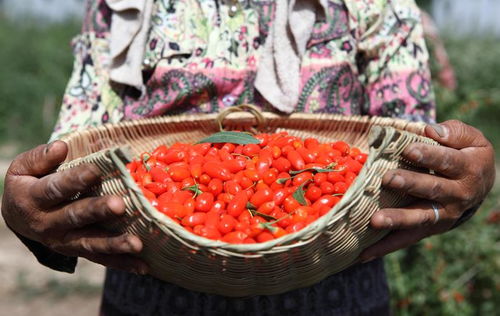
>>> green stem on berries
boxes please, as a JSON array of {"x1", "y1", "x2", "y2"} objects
[
  {"x1": 142, "y1": 153, "x2": 151, "y2": 171},
  {"x1": 276, "y1": 177, "x2": 293, "y2": 184},
  {"x1": 183, "y1": 184, "x2": 203, "y2": 198},
  {"x1": 250, "y1": 210, "x2": 277, "y2": 221},
  {"x1": 289, "y1": 163, "x2": 342, "y2": 175},
  {"x1": 259, "y1": 222, "x2": 278, "y2": 234},
  {"x1": 246, "y1": 202, "x2": 277, "y2": 221},
  {"x1": 292, "y1": 180, "x2": 311, "y2": 206},
  {"x1": 231, "y1": 153, "x2": 251, "y2": 160},
  {"x1": 258, "y1": 213, "x2": 293, "y2": 233}
]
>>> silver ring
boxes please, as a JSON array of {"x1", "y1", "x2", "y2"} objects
[{"x1": 431, "y1": 203, "x2": 440, "y2": 224}]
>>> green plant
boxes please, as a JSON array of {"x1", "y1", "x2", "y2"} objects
[
  {"x1": 386, "y1": 36, "x2": 500, "y2": 315},
  {"x1": 433, "y1": 37, "x2": 500, "y2": 155},
  {"x1": 386, "y1": 189, "x2": 500, "y2": 315},
  {"x1": 0, "y1": 19, "x2": 79, "y2": 151}
]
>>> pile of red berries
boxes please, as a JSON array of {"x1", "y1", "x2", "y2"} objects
[{"x1": 126, "y1": 132, "x2": 367, "y2": 244}]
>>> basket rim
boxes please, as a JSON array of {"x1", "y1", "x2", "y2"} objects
[
  {"x1": 59, "y1": 112, "x2": 425, "y2": 146},
  {"x1": 59, "y1": 113, "x2": 428, "y2": 253}
]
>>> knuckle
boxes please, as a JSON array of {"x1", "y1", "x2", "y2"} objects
[
  {"x1": 77, "y1": 165, "x2": 101, "y2": 185},
  {"x1": 428, "y1": 181, "x2": 444, "y2": 201},
  {"x1": 31, "y1": 217, "x2": 50, "y2": 237},
  {"x1": 437, "y1": 152, "x2": 453, "y2": 173},
  {"x1": 86, "y1": 198, "x2": 110, "y2": 223},
  {"x1": 44, "y1": 179, "x2": 65, "y2": 201},
  {"x1": 96, "y1": 197, "x2": 113, "y2": 218},
  {"x1": 80, "y1": 238, "x2": 94, "y2": 253},
  {"x1": 457, "y1": 189, "x2": 474, "y2": 206},
  {"x1": 104, "y1": 237, "x2": 119, "y2": 253},
  {"x1": 64, "y1": 205, "x2": 82, "y2": 227},
  {"x1": 448, "y1": 120, "x2": 468, "y2": 135}
]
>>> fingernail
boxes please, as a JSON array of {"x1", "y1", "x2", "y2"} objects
[
  {"x1": 361, "y1": 257, "x2": 376, "y2": 264},
  {"x1": 384, "y1": 216, "x2": 393, "y2": 228},
  {"x1": 430, "y1": 124, "x2": 448, "y2": 138},
  {"x1": 126, "y1": 236, "x2": 143, "y2": 253},
  {"x1": 44, "y1": 141, "x2": 56, "y2": 154},
  {"x1": 407, "y1": 149, "x2": 423, "y2": 163},
  {"x1": 107, "y1": 197, "x2": 126, "y2": 216},
  {"x1": 120, "y1": 240, "x2": 134, "y2": 252},
  {"x1": 390, "y1": 175, "x2": 405, "y2": 189}
]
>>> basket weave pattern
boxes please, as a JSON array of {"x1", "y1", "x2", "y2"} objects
[{"x1": 59, "y1": 113, "x2": 436, "y2": 297}]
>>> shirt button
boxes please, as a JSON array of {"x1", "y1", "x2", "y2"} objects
[{"x1": 229, "y1": 5, "x2": 238, "y2": 17}]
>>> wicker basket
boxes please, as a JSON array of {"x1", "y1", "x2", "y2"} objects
[{"x1": 58, "y1": 106, "x2": 436, "y2": 297}]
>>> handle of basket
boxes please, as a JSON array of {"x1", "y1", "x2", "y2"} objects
[{"x1": 216, "y1": 104, "x2": 266, "y2": 133}]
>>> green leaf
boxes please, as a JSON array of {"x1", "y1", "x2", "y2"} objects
[
  {"x1": 289, "y1": 163, "x2": 341, "y2": 175},
  {"x1": 182, "y1": 184, "x2": 203, "y2": 197},
  {"x1": 259, "y1": 222, "x2": 278, "y2": 234},
  {"x1": 231, "y1": 153, "x2": 251, "y2": 160},
  {"x1": 292, "y1": 180, "x2": 310, "y2": 206},
  {"x1": 248, "y1": 210, "x2": 277, "y2": 221},
  {"x1": 196, "y1": 131, "x2": 261, "y2": 145},
  {"x1": 276, "y1": 177, "x2": 290, "y2": 184},
  {"x1": 289, "y1": 168, "x2": 332, "y2": 175},
  {"x1": 246, "y1": 202, "x2": 256, "y2": 209},
  {"x1": 246, "y1": 202, "x2": 276, "y2": 221}
]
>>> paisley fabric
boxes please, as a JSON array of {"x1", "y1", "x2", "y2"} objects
[
  {"x1": 43, "y1": 0, "x2": 437, "y2": 314},
  {"x1": 50, "y1": 0, "x2": 435, "y2": 141}
]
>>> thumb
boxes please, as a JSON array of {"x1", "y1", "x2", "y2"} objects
[
  {"x1": 8, "y1": 141, "x2": 68, "y2": 177},
  {"x1": 425, "y1": 120, "x2": 489, "y2": 150}
]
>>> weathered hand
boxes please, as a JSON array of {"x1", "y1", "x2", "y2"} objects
[
  {"x1": 360, "y1": 120, "x2": 496, "y2": 262},
  {"x1": 1, "y1": 141, "x2": 148, "y2": 274}
]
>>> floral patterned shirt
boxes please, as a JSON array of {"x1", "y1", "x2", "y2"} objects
[
  {"x1": 50, "y1": 0, "x2": 435, "y2": 141},
  {"x1": 42, "y1": 0, "x2": 436, "y2": 315}
]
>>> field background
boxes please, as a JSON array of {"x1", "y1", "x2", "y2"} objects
[{"x1": 0, "y1": 1, "x2": 499, "y2": 315}]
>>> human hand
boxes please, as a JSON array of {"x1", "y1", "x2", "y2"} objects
[
  {"x1": 1, "y1": 141, "x2": 148, "y2": 274},
  {"x1": 360, "y1": 120, "x2": 496, "y2": 262}
]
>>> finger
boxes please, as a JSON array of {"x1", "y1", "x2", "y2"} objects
[
  {"x1": 402, "y1": 143, "x2": 466, "y2": 178},
  {"x1": 371, "y1": 202, "x2": 448, "y2": 230},
  {"x1": 426, "y1": 120, "x2": 490, "y2": 149},
  {"x1": 84, "y1": 253, "x2": 149, "y2": 275},
  {"x1": 30, "y1": 164, "x2": 101, "y2": 206},
  {"x1": 382, "y1": 169, "x2": 461, "y2": 203},
  {"x1": 8, "y1": 141, "x2": 68, "y2": 177},
  {"x1": 359, "y1": 229, "x2": 429, "y2": 262},
  {"x1": 62, "y1": 230, "x2": 143, "y2": 256},
  {"x1": 46, "y1": 196, "x2": 126, "y2": 230}
]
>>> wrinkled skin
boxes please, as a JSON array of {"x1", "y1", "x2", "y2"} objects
[
  {"x1": 1, "y1": 141, "x2": 148, "y2": 274},
  {"x1": 360, "y1": 120, "x2": 496, "y2": 262}
]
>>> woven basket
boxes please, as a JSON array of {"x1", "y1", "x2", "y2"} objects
[{"x1": 58, "y1": 106, "x2": 436, "y2": 297}]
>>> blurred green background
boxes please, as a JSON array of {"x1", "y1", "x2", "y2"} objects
[{"x1": 0, "y1": 0, "x2": 498, "y2": 315}]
